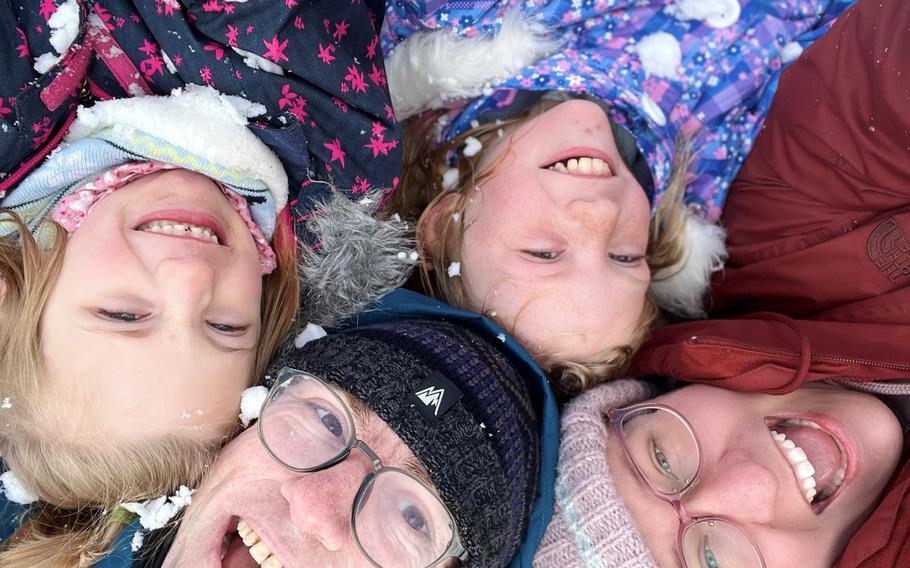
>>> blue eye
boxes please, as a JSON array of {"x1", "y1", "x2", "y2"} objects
[
  {"x1": 398, "y1": 500, "x2": 429, "y2": 535},
  {"x1": 316, "y1": 407, "x2": 344, "y2": 438},
  {"x1": 702, "y1": 535, "x2": 719, "y2": 568}
]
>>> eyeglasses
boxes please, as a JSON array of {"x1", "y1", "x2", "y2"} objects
[
  {"x1": 257, "y1": 368, "x2": 467, "y2": 568},
  {"x1": 608, "y1": 404, "x2": 767, "y2": 568}
]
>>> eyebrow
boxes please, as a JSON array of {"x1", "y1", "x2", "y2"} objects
[{"x1": 342, "y1": 391, "x2": 436, "y2": 486}]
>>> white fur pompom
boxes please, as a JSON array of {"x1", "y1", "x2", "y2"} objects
[
  {"x1": 385, "y1": 10, "x2": 561, "y2": 120},
  {"x1": 650, "y1": 214, "x2": 727, "y2": 318}
]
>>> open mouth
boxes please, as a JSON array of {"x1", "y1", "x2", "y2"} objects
[
  {"x1": 544, "y1": 155, "x2": 614, "y2": 177},
  {"x1": 767, "y1": 418, "x2": 847, "y2": 514},
  {"x1": 137, "y1": 220, "x2": 221, "y2": 244},
  {"x1": 221, "y1": 517, "x2": 286, "y2": 568},
  {"x1": 133, "y1": 210, "x2": 229, "y2": 246}
]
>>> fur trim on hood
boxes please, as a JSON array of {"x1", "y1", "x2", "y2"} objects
[
  {"x1": 651, "y1": 212, "x2": 727, "y2": 318},
  {"x1": 297, "y1": 191, "x2": 418, "y2": 327},
  {"x1": 385, "y1": 10, "x2": 560, "y2": 120}
]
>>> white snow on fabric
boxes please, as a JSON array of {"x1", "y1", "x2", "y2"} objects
[
  {"x1": 122, "y1": 485, "x2": 195, "y2": 531},
  {"x1": 780, "y1": 41, "x2": 804, "y2": 64},
  {"x1": 294, "y1": 323, "x2": 328, "y2": 349},
  {"x1": 1, "y1": 471, "x2": 38, "y2": 505},
  {"x1": 447, "y1": 261, "x2": 461, "y2": 277},
  {"x1": 66, "y1": 85, "x2": 287, "y2": 210},
  {"x1": 239, "y1": 386, "x2": 269, "y2": 427},
  {"x1": 634, "y1": 32, "x2": 682, "y2": 79},
  {"x1": 666, "y1": 0, "x2": 741, "y2": 28},
  {"x1": 497, "y1": 333, "x2": 506, "y2": 343},
  {"x1": 130, "y1": 531, "x2": 145, "y2": 552},
  {"x1": 462, "y1": 136, "x2": 482, "y2": 157},
  {"x1": 231, "y1": 46, "x2": 286, "y2": 75},
  {"x1": 48, "y1": 0, "x2": 80, "y2": 54},
  {"x1": 386, "y1": 9, "x2": 561, "y2": 119},
  {"x1": 33, "y1": 53, "x2": 61, "y2": 74},
  {"x1": 442, "y1": 168, "x2": 460, "y2": 190},
  {"x1": 0, "y1": 397, "x2": 11, "y2": 409}
]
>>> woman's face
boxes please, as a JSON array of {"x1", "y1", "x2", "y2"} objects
[
  {"x1": 607, "y1": 383, "x2": 903, "y2": 567},
  {"x1": 40, "y1": 169, "x2": 264, "y2": 442}
]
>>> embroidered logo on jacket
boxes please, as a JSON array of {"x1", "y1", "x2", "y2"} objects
[{"x1": 867, "y1": 218, "x2": 910, "y2": 281}]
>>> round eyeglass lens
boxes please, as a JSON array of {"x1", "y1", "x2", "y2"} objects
[
  {"x1": 617, "y1": 407, "x2": 699, "y2": 494},
  {"x1": 354, "y1": 469, "x2": 456, "y2": 568},
  {"x1": 258, "y1": 374, "x2": 355, "y2": 470},
  {"x1": 681, "y1": 518, "x2": 764, "y2": 568}
]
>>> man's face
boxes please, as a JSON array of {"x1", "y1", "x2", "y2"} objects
[{"x1": 164, "y1": 392, "x2": 433, "y2": 568}]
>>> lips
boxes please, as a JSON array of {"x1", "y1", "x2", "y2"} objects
[
  {"x1": 541, "y1": 147, "x2": 616, "y2": 178},
  {"x1": 133, "y1": 209, "x2": 228, "y2": 246}
]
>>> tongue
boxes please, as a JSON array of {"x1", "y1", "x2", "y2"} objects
[
  {"x1": 782, "y1": 425, "x2": 841, "y2": 493},
  {"x1": 222, "y1": 536, "x2": 259, "y2": 568}
]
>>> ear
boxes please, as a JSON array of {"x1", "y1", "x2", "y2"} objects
[{"x1": 418, "y1": 193, "x2": 461, "y2": 270}]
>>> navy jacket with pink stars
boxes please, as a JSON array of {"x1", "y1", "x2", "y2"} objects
[{"x1": 1, "y1": 0, "x2": 401, "y2": 243}]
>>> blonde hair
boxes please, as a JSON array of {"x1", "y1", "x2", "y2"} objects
[
  {"x1": 389, "y1": 108, "x2": 693, "y2": 397},
  {"x1": 0, "y1": 210, "x2": 299, "y2": 566}
]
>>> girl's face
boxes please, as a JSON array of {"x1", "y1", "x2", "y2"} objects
[
  {"x1": 40, "y1": 169, "x2": 264, "y2": 441},
  {"x1": 455, "y1": 99, "x2": 652, "y2": 362},
  {"x1": 608, "y1": 383, "x2": 903, "y2": 567}
]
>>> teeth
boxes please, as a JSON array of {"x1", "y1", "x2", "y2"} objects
[
  {"x1": 138, "y1": 220, "x2": 219, "y2": 244},
  {"x1": 235, "y1": 519, "x2": 284, "y2": 568},
  {"x1": 548, "y1": 156, "x2": 613, "y2": 176},
  {"x1": 770, "y1": 423, "x2": 846, "y2": 506}
]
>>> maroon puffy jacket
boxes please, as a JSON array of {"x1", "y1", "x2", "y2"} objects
[{"x1": 631, "y1": 0, "x2": 910, "y2": 565}]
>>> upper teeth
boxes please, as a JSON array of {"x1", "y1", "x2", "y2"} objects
[
  {"x1": 236, "y1": 519, "x2": 284, "y2": 568},
  {"x1": 138, "y1": 220, "x2": 219, "y2": 244},
  {"x1": 770, "y1": 419, "x2": 846, "y2": 505},
  {"x1": 549, "y1": 156, "x2": 612, "y2": 176}
]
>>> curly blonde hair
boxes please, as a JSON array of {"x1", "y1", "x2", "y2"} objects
[
  {"x1": 388, "y1": 107, "x2": 693, "y2": 397},
  {"x1": 0, "y1": 210, "x2": 299, "y2": 566}
]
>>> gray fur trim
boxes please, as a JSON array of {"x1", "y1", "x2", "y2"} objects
[{"x1": 297, "y1": 191, "x2": 417, "y2": 327}]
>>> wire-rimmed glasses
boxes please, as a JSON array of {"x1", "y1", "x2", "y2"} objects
[
  {"x1": 608, "y1": 404, "x2": 767, "y2": 568},
  {"x1": 257, "y1": 368, "x2": 467, "y2": 568}
]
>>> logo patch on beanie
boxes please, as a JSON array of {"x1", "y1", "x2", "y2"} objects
[{"x1": 410, "y1": 371, "x2": 463, "y2": 423}]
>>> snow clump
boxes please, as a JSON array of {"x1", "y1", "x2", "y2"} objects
[
  {"x1": 447, "y1": 261, "x2": 461, "y2": 277},
  {"x1": 122, "y1": 485, "x2": 195, "y2": 531},
  {"x1": 1, "y1": 470, "x2": 38, "y2": 505},
  {"x1": 239, "y1": 385, "x2": 270, "y2": 428},
  {"x1": 442, "y1": 168, "x2": 460, "y2": 190},
  {"x1": 294, "y1": 323, "x2": 328, "y2": 349},
  {"x1": 462, "y1": 136, "x2": 483, "y2": 157}
]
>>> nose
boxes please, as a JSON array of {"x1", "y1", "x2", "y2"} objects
[
  {"x1": 682, "y1": 450, "x2": 780, "y2": 525},
  {"x1": 561, "y1": 194, "x2": 621, "y2": 239},
  {"x1": 155, "y1": 257, "x2": 216, "y2": 316},
  {"x1": 280, "y1": 458, "x2": 369, "y2": 551}
]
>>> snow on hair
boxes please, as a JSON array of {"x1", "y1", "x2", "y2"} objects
[
  {"x1": 385, "y1": 9, "x2": 562, "y2": 120},
  {"x1": 297, "y1": 190, "x2": 417, "y2": 327}
]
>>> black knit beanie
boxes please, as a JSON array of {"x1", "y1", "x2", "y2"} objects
[{"x1": 271, "y1": 319, "x2": 540, "y2": 568}]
